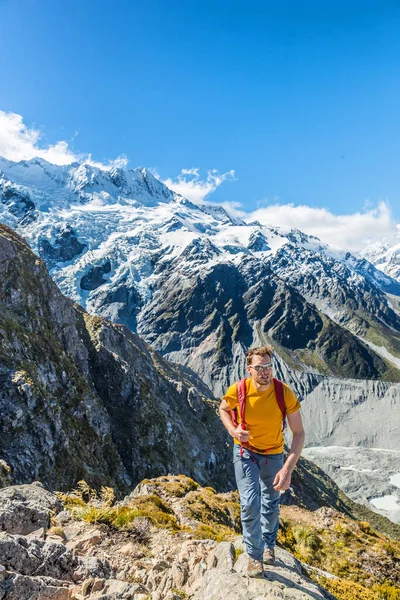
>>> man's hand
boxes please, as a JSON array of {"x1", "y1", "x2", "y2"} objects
[
  {"x1": 232, "y1": 425, "x2": 250, "y2": 443},
  {"x1": 218, "y1": 399, "x2": 250, "y2": 442},
  {"x1": 273, "y1": 467, "x2": 292, "y2": 491}
]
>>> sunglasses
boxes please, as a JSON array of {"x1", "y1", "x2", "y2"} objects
[{"x1": 249, "y1": 364, "x2": 272, "y2": 373}]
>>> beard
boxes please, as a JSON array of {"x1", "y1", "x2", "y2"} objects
[{"x1": 255, "y1": 373, "x2": 272, "y2": 385}]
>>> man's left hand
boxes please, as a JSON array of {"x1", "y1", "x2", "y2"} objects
[{"x1": 273, "y1": 468, "x2": 292, "y2": 491}]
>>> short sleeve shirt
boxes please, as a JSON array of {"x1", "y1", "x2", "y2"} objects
[{"x1": 223, "y1": 378, "x2": 301, "y2": 454}]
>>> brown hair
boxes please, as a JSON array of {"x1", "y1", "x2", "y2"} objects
[{"x1": 246, "y1": 345, "x2": 273, "y2": 366}]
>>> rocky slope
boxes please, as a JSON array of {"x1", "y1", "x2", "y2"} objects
[
  {"x1": 0, "y1": 223, "x2": 232, "y2": 493},
  {"x1": 1, "y1": 475, "x2": 400, "y2": 600},
  {"x1": 302, "y1": 446, "x2": 400, "y2": 524},
  {"x1": 1, "y1": 156, "x2": 400, "y2": 400}
]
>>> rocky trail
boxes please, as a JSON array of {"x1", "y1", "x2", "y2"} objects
[{"x1": 0, "y1": 481, "x2": 333, "y2": 600}]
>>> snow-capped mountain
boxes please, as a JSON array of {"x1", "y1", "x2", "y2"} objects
[
  {"x1": 361, "y1": 234, "x2": 400, "y2": 283},
  {"x1": 1, "y1": 156, "x2": 400, "y2": 396}
]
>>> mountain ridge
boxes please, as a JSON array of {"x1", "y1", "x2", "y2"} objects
[
  {"x1": 0, "y1": 222, "x2": 233, "y2": 493},
  {"x1": 1, "y1": 155, "x2": 400, "y2": 397}
]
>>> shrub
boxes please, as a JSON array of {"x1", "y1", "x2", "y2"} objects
[
  {"x1": 358, "y1": 521, "x2": 372, "y2": 535},
  {"x1": 183, "y1": 489, "x2": 241, "y2": 532},
  {"x1": 0, "y1": 459, "x2": 12, "y2": 488},
  {"x1": 171, "y1": 590, "x2": 189, "y2": 599},
  {"x1": 122, "y1": 517, "x2": 151, "y2": 545},
  {"x1": 373, "y1": 582, "x2": 400, "y2": 600},
  {"x1": 141, "y1": 475, "x2": 199, "y2": 498},
  {"x1": 234, "y1": 547, "x2": 244, "y2": 562},
  {"x1": 47, "y1": 526, "x2": 65, "y2": 538},
  {"x1": 58, "y1": 481, "x2": 179, "y2": 532},
  {"x1": 333, "y1": 522, "x2": 353, "y2": 539},
  {"x1": 191, "y1": 523, "x2": 237, "y2": 542},
  {"x1": 316, "y1": 576, "x2": 376, "y2": 600},
  {"x1": 293, "y1": 525, "x2": 322, "y2": 559}
]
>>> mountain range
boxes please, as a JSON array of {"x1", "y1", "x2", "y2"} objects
[
  {"x1": 1, "y1": 156, "x2": 400, "y2": 399},
  {"x1": 1, "y1": 222, "x2": 400, "y2": 600},
  {"x1": 1, "y1": 155, "x2": 400, "y2": 524}
]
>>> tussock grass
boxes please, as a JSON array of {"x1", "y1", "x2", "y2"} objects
[
  {"x1": 279, "y1": 508, "x2": 400, "y2": 600},
  {"x1": 141, "y1": 474, "x2": 200, "y2": 498},
  {"x1": 57, "y1": 481, "x2": 179, "y2": 531},
  {"x1": 191, "y1": 523, "x2": 237, "y2": 543},
  {"x1": 183, "y1": 488, "x2": 241, "y2": 532}
]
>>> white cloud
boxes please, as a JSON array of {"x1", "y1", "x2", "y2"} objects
[
  {"x1": 162, "y1": 168, "x2": 235, "y2": 204},
  {"x1": 1, "y1": 111, "x2": 397, "y2": 251},
  {"x1": 247, "y1": 201, "x2": 398, "y2": 251},
  {"x1": 0, "y1": 110, "x2": 127, "y2": 170},
  {"x1": 159, "y1": 166, "x2": 398, "y2": 250}
]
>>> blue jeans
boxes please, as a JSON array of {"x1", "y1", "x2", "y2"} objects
[{"x1": 233, "y1": 444, "x2": 284, "y2": 561}]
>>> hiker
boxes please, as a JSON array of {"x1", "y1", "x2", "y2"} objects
[{"x1": 219, "y1": 345, "x2": 305, "y2": 578}]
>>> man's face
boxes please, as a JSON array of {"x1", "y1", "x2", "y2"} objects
[{"x1": 246, "y1": 354, "x2": 273, "y2": 386}]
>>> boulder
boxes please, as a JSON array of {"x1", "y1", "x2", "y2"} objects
[
  {"x1": 0, "y1": 533, "x2": 111, "y2": 582},
  {"x1": 0, "y1": 566, "x2": 73, "y2": 600},
  {"x1": 0, "y1": 483, "x2": 63, "y2": 535},
  {"x1": 189, "y1": 546, "x2": 332, "y2": 600}
]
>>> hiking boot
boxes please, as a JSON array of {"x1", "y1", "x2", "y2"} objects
[
  {"x1": 263, "y1": 547, "x2": 276, "y2": 566},
  {"x1": 247, "y1": 557, "x2": 264, "y2": 578}
]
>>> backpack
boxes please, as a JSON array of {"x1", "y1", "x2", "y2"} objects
[{"x1": 231, "y1": 377, "x2": 286, "y2": 456}]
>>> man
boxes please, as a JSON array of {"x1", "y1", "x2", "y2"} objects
[{"x1": 219, "y1": 345, "x2": 305, "y2": 578}]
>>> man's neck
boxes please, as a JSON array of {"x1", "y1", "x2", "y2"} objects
[{"x1": 252, "y1": 378, "x2": 272, "y2": 392}]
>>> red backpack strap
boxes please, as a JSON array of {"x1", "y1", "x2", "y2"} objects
[
  {"x1": 231, "y1": 378, "x2": 247, "y2": 429},
  {"x1": 273, "y1": 378, "x2": 286, "y2": 430}
]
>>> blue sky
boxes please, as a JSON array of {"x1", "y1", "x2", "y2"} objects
[{"x1": 0, "y1": 0, "x2": 399, "y2": 246}]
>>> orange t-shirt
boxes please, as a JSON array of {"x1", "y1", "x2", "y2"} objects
[{"x1": 223, "y1": 378, "x2": 301, "y2": 454}]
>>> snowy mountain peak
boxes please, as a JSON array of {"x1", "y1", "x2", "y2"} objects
[
  {"x1": 1, "y1": 153, "x2": 400, "y2": 381},
  {"x1": 362, "y1": 234, "x2": 400, "y2": 282}
]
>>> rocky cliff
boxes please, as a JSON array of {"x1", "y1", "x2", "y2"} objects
[{"x1": 0, "y1": 223, "x2": 232, "y2": 493}]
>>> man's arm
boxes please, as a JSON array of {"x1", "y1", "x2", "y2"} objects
[
  {"x1": 273, "y1": 410, "x2": 305, "y2": 491},
  {"x1": 219, "y1": 399, "x2": 250, "y2": 443}
]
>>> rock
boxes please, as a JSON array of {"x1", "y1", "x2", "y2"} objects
[
  {"x1": 165, "y1": 592, "x2": 182, "y2": 600},
  {"x1": 0, "y1": 483, "x2": 63, "y2": 535},
  {"x1": 81, "y1": 577, "x2": 106, "y2": 596},
  {"x1": 189, "y1": 545, "x2": 331, "y2": 600},
  {"x1": 80, "y1": 261, "x2": 111, "y2": 291},
  {"x1": 0, "y1": 569, "x2": 73, "y2": 599},
  {"x1": 38, "y1": 224, "x2": 86, "y2": 263},
  {"x1": 151, "y1": 559, "x2": 171, "y2": 571},
  {"x1": 83, "y1": 578, "x2": 144, "y2": 598},
  {"x1": 26, "y1": 527, "x2": 46, "y2": 540},
  {"x1": 55, "y1": 510, "x2": 74, "y2": 526},
  {"x1": 210, "y1": 541, "x2": 235, "y2": 571},
  {"x1": 47, "y1": 533, "x2": 65, "y2": 544},
  {"x1": 66, "y1": 529, "x2": 103, "y2": 553},
  {"x1": 118, "y1": 542, "x2": 137, "y2": 555},
  {"x1": 0, "y1": 533, "x2": 111, "y2": 582}
]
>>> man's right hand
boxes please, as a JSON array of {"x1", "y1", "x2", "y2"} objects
[{"x1": 232, "y1": 426, "x2": 250, "y2": 443}]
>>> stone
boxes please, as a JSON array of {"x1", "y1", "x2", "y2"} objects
[
  {"x1": 151, "y1": 559, "x2": 171, "y2": 572},
  {"x1": 118, "y1": 542, "x2": 137, "y2": 555},
  {"x1": 55, "y1": 510, "x2": 74, "y2": 526},
  {"x1": 0, "y1": 533, "x2": 111, "y2": 582},
  {"x1": 0, "y1": 484, "x2": 63, "y2": 535},
  {"x1": 84, "y1": 578, "x2": 144, "y2": 598},
  {"x1": 210, "y1": 541, "x2": 235, "y2": 572},
  {"x1": 66, "y1": 529, "x2": 103, "y2": 553},
  {"x1": 26, "y1": 527, "x2": 46, "y2": 540},
  {"x1": 0, "y1": 569, "x2": 72, "y2": 600}
]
